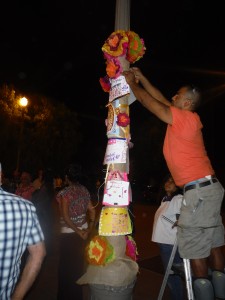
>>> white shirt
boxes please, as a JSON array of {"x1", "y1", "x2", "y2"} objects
[{"x1": 151, "y1": 194, "x2": 183, "y2": 245}]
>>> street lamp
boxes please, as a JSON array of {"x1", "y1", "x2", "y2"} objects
[
  {"x1": 16, "y1": 97, "x2": 28, "y2": 172},
  {"x1": 19, "y1": 97, "x2": 28, "y2": 107}
]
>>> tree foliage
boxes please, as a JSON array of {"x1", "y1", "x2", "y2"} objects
[{"x1": 0, "y1": 85, "x2": 82, "y2": 175}]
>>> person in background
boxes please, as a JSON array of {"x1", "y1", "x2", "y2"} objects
[
  {"x1": 32, "y1": 168, "x2": 55, "y2": 255},
  {"x1": 152, "y1": 174, "x2": 184, "y2": 300},
  {"x1": 4, "y1": 169, "x2": 21, "y2": 193},
  {"x1": 33, "y1": 169, "x2": 43, "y2": 191},
  {"x1": 0, "y1": 163, "x2": 46, "y2": 299},
  {"x1": 56, "y1": 163, "x2": 96, "y2": 300},
  {"x1": 54, "y1": 174, "x2": 63, "y2": 192},
  {"x1": 15, "y1": 171, "x2": 35, "y2": 201},
  {"x1": 123, "y1": 67, "x2": 225, "y2": 300}
]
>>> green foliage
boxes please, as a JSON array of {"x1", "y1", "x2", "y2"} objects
[{"x1": 0, "y1": 85, "x2": 82, "y2": 174}]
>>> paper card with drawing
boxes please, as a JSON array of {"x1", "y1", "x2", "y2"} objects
[{"x1": 103, "y1": 180, "x2": 130, "y2": 206}]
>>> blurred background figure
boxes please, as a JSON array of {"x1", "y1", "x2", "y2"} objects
[
  {"x1": 152, "y1": 174, "x2": 184, "y2": 300},
  {"x1": 32, "y1": 168, "x2": 55, "y2": 255},
  {"x1": 15, "y1": 171, "x2": 35, "y2": 201},
  {"x1": 33, "y1": 169, "x2": 43, "y2": 191}
]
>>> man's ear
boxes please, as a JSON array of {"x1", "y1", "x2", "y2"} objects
[{"x1": 184, "y1": 98, "x2": 192, "y2": 109}]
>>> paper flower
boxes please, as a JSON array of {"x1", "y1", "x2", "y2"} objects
[
  {"x1": 86, "y1": 235, "x2": 115, "y2": 266},
  {"x1": 100, "y1": 30, "x2": 146, "y2": 92},
  {"x1": 99, "y1": 75, "x2": 111, "y2": 92},
  {"x1": 125, "y1": 235, "x2": 138, "y2": 261},
  {"x1": 102, "y1": 30, "x2": 128, "y2": 58},
  {"x1": 126, "y1": 31, "x2": 146, "y2": 63},
  {"x1": 106, "y1": 57, "x2": 122, "y2": 79},
  {"x1": 117, "y1": 112, "x2": 130, "y2": 127}
]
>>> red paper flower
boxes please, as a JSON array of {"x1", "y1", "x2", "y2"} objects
[
  {"x1": 117, "y1": 112, "x2": 130, "y2": 127},
  {"x1": 99, "y1": 75, "x2": 111, "y2": 92}
]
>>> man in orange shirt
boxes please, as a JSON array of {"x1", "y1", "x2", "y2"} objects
[{"x1": 123, "y1": 67, "x2": 225, "y2": 300}]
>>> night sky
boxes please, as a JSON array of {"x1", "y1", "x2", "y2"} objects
[{"x1": 1, "y1": 0, "x2": 225, "y2": 176}]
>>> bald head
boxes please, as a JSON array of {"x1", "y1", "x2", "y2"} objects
[{"x1": 184, "y1": 85, "x2": 201, "y2": 110}]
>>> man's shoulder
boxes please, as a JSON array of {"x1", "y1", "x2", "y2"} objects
[{"x1": 0, "y1": 189, "x2": 34, "y2": 208}]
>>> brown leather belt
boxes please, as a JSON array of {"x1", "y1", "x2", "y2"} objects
[{"x1": 184, "y1": 178, "x2": 218, "y2": 192}]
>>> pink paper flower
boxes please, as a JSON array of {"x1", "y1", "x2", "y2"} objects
[{"x1": 125, "y1": 235, "x2": 138, "y2": 261}]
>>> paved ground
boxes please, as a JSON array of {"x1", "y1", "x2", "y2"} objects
[{"x1": 24, "y1": 202, "x2": 225, "y2": 300}]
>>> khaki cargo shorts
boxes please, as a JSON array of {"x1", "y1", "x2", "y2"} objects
[{"x1": 177, "y1": 181, "x2": 225, "y2": 259}]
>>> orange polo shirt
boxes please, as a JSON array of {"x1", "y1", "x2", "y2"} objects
[{"x1": 163, "y1": 106, "x2": 214, "y2": 187}]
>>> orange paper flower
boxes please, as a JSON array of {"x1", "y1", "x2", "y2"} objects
[
  {"x1": 86, "y1": 235, "x2": 115, "y2": 266},
  {"x1": 106, "y1": 58, "x2": 122, "y2": 79},
  {"x1": 126, "y1": 31, "x2": 146, "y2": 63}
]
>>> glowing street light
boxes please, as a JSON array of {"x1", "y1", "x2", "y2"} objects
[
  {"x1": 19, "y1": 97, "x2": 28, "y2": 107},
  {"x1": 16, "y1": 97, "x2": 28, "y2": 172}
]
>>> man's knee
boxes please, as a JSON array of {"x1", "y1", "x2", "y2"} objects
[
  {"x1": 212, "y1": 270, "x2": 225, "y2": 299},
  {"x1": 193, "y1": 278, "x2": 214, "y2": 300}
]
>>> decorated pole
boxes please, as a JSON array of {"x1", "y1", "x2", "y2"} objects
[{"x1": 77, "y1": 1, "x2": 146, "y2": 298}]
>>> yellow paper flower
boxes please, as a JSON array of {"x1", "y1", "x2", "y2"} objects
[{"x1": 102, "y1": 30, "x2": 128, "y2": 58}]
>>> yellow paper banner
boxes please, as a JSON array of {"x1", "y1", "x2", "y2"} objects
[{"x1": 99, "y1": 206, "x2": 132, "y2": 236}]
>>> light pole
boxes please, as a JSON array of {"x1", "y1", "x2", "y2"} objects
[{"x1": 16, "y1": 97, "x2": 28, "y2": 172}]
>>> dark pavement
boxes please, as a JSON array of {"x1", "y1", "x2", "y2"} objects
[{"x1": 24, "y1": 202, "x2": 225, "y2": 300}]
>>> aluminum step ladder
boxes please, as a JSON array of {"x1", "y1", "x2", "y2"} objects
[{"x1": 157, "y1": 236, "x2": 194, "y2": 300}]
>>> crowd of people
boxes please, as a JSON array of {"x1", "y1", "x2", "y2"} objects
[{"x1": 0, "y1": 163, "x2": 96, "y2": 300}]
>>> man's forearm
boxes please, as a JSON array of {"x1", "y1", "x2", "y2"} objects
[
  {"x1": 131, "y1": 67, "x2": 169, "y2": 105},
  {"x1": 139, "y1": 76, "x2": 170, "y2": 106},
  {"x1": 11, "y1": 244, "x2": 46, "y2": 300},
  {"x1": 129, "y1": 81, "x2": 172, "y2": 124}
]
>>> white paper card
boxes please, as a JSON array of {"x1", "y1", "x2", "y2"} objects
[
  {"x1": 103, "y1": 139, "x2": 128, "y2": 164},
  {"x1": 109, "y1": 76, "x2": 130, "y2": 102},
  {"x1": 103, "y1": 180, "x2": 129, "y2": 206}
]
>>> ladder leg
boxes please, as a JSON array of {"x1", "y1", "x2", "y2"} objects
[
  {"x1": 183, "y1": 258, "x2": 194, "y2": 300},
  {"x1": 157, "y1": 237, "x2": 178, "y2": 300}
]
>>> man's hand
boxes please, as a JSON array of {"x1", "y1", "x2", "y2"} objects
[
  {"x1": 122, "y1": 69, "x2": 137, "y2": 85},
  {"x1": 130, "y1": 67, "x2": 144, "y2": 83}
]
